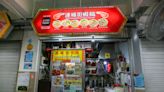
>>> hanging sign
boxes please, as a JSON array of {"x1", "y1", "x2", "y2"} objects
[
  {"x1": 32, "y1": 7, "x2": 127, "y2": 35},
  {"x1": 0, "y1": 11, "x2": 12, "y2": 39}
]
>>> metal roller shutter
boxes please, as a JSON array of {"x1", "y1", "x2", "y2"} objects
[
  {"x1": 0, "y1": 41, "x2": 21, "y2": 92},
  {"x1": 140, "y1": 40, "x2": 164, "y2": 92}
]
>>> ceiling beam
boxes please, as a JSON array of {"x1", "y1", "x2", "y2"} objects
[{"x1": 0, "y1": 0, "x2": 33, "y2": 19}]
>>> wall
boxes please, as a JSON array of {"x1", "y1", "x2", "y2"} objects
[
  {"x1": 16, "y1": 30, "x2": 41, "y2": 92},
  {"x1": 118, "y1": 41, "x2": 130, "y2": 63},
  {"x1": 131, "y1": 29, "x2": 142, "y2": 74},
  {"x1": 18, "y1": 30, "x2": 40, "y2": 72},
  {"x1": 2, "y1": 29, "x2": 24, "y2": 41}
]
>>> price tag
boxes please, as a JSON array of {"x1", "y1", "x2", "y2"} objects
[{"x1": 105, "y1": 53, "x2": 111, "y2": 59}]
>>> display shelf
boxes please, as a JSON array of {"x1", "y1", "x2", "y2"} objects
[
  {"x1": 66, "y1": 74, "x2": 80, "y2": 77},
  {"x1": 85, "y1": 74, "x2": 104, "y2": 76},
  {"x1": 120, "y1": 71, "x2": 131, "y2": 74},
  {"x1": 99, "y1": 58, "x2": 116, "y2": 61},
  {"x1": 86, "y1": 66, "x2": 97, "y2": 69},
  {"x1": 52, "y1": 85, "x2": 63, "y2": 87},
  {"x1": 85, "y1": 87, "x2": 105, "y2": 91},
  {"x1": 86, "y1": 58, "x2": 98, "y2": 59}
]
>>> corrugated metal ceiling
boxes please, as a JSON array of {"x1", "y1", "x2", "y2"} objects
[
  {"x1": 34, "y1": 0, "x2": 132, "y2": 16},
  {"x1": 0, "y1": 0, "x2": 132, "y2": 19}
]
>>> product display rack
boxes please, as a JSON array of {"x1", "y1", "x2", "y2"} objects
[
  {"x1": 85, "y1": 56, "x2": 116, "y2": 91},
  {"x1": 50, "y1": 48, "x2": 85, "y2": 92}
]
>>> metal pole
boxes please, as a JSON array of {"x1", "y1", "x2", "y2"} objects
[
  {"x1": 80, "y1": 0, "x2": 82, "y2": 7},
  {"x1": 101, "y1": 0, "x2": 103, "y2": 6}
]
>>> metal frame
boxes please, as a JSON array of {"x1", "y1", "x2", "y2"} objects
[
  {"x1": 40, "y1": 35, "x2": 129, "y2": 43},
  {"x1": 128, "y1": 39, "x2": 135, "y2": 92}
]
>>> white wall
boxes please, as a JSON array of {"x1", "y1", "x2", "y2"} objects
[
  {"x1": 16, "y1": 30, "x2": 41, "y2": 92},
  {"x1": 118, "y1": 42, "x2": 130, "y2": 63}
]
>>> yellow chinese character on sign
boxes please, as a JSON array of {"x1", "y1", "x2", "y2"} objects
[
  {"x1": 60, "y1": 51, "x2": 63, "y2": 55},
  {"x1": 66, "y1": 51, "x2": 69, "y2": 55},
  {"x1": 55, "y1": 51, "x2": 58, "y2": 55},
  {"x1": 75, "y1": 51, "x2": 79, "y2": 54},
  {"x1": 63, "y1": 51, "x2": 66, "y2": 55},
  {"x1": 68, "y1": 51, "x2": 71, "y2": 56},
  {"x1": 71, "y1": 51, "x2": 74, "y2": 55}
]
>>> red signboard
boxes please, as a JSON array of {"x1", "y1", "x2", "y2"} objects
[{"x1": 32, "y1": 7, "x2": 127, "y2": 35}]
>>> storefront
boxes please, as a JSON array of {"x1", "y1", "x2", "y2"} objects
[
  {"x1": 16, "y1": 6, "x2": 135, "y2": 92},
  {"x1": 38, "y1": 37, "x2": 132, "y2": 92}
]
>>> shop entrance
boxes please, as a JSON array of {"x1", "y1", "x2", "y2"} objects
[{"x1": 38, "y1": 39, "x2": 132, "y2": 92}]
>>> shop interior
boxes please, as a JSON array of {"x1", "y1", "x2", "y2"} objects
[{"x1": 38, "y1": 40, "x2": 131, "y2": 92}]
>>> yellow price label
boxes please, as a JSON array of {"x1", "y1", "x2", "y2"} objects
[{"x1": 105, "y1": 53, "x2": 111, "y2": 59}]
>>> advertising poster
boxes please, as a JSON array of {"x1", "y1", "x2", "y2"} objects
[
  {"x1": 64, "y1": 78, "x2": 82, "y2": 92},
  {"x1": 17, "y1": 72, "x2": 30, "y2": 87},
  {"x1": 24, "y1": 51, "x2": 33, "y2": 69},
  {"x1": 51, "y1": 49, "x2": 84, "y2": 92},
  {"x1": 51, "y1": 75, "x2": 64, "y2": 92},
  {"x1": 24, "y1": 63, "x2": 32, "y2": 69},
  {"x1": 24, "y1": 51, "x2": 33, "y2": 62}
]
